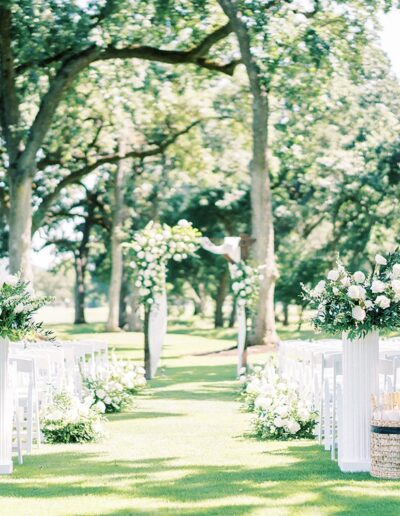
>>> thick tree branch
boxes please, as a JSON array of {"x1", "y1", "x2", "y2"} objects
[
  {"x1": 32, "y1": 119, "x2": 202, "y2": 232},
  {"x1": 0, "y1": 7, "x2": 20, "y2": 163},
  {"x1": 18, "y1": 23, "x2": 237, "y2": 183}
]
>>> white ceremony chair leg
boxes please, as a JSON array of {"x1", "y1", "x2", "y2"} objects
[{"x1": 323, "y1": 379, "x2": 331, "y2": 451}]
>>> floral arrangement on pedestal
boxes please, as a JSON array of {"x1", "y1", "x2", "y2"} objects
[
  {"x1": 0, "y1": 261, "x2": 53, "y2": 341},
  {"x1": 231, "y1": 262, "x2": 263, "y2": 311},
  {"x1": 303, "y1": 251, "x2": 400, "y2": 339},
  {"x1": 41, "y1": 392, "x2": 104, "y2": 444},
  {"x1": 125, "y1": 219, "x2": 202, "y2": 306},
  {"x1": 239, "y1": 358, "x2": 317, "y2": 440},
  {"x1": 83, "y1": 357, "x2": 147, "y2": 413}
]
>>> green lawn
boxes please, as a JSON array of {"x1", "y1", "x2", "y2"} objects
[{"x1": 1, "y1": 323, "x2": 399, "y2": 515}]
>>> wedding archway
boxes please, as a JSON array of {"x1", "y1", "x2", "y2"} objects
[{"x1": 126, "y1": 224, "x2": 261, "y2": 379}]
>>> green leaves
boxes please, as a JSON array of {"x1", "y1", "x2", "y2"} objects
[{"x1": 0, "y1": 274, "x2": 53, "y2": 341}]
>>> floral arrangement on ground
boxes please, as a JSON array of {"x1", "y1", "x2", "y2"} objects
[
  {"x1": 83, "y1": 355, "x2": 147, "y2": 413},
  {"x1": 303, "y1": 250, "x2": 400, "y2": 339},
  {"x1": 239, "y1": 358, "x2": 317, "y2": 440},
  {"x1": 41, "y1": 391, "x2": 104, "y2": 444}
]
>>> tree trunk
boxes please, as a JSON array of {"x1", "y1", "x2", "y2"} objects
[
  {"x1": 218, "y1": 0, "x2": 278, "y2": 346},
  {"x1": 144, "y1": 307, "x2": 151, "y2": 379},
  {"x1": 8, "y1": 176, "x2": 33, "y2": 281},
  {"x1": 214, "y1": 269, "x2": 228, "y2": 328},
  {"x1": 283, "y1": 303, "x2": 289, "y2": 326},
  {"x1": 119, "y1": 274, "x2": 127, "y2": 329},
  {"x1": 126, "y1": 285, "x2": 142, "y2": 332},
  {"x1": 74, "y1": 255, "x2": 86, "y2": 324},
  {"x1": 229, "y1": 297, "x2": 237, "y2": 328},
  {"x1": 106, "y1": 141, "x2": 130, "y2": 331}
]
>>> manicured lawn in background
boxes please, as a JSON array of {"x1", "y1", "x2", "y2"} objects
[{"x1": 0, "y1": 321, "x2": 399, "y2": 515}]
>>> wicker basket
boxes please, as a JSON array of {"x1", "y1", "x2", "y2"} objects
[{"x1": 371, "y1": 419, "x2": 400, "y2": 479}]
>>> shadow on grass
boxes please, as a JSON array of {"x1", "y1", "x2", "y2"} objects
[
  {"x1": 108, "y1": 411, "x2": 186, "y2": 421},
  {"x1": 2, "y1": 448, "x2": 400, "y2": 514}
]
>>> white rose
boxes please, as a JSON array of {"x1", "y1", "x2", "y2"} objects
[
  {"x1": 353, "y1": 271, "x2": 365, "y2": 284},
  {"x1": 352, "y1": 305, "x2": 366, "y2": 321},
  {"x1": 340, "y1": 276, "x2": 351, "y2": 287},
  {"x1": 327, "y1": 269, "x2": 339, "y2": 281},
  {"x1": 365, "y1": 300, "x2": 374, "y2": 309},
  {"x1": 137, "y1": 251, "x2": 145, "y2": 259},
  {"x1": 371, "y1": 280, "x2": 386, "y2": 293},
  {"x1": 391, "y1": 280, "x2": 400, "y2": 294},
  {"x1": 287, "y1": 420, "x2": 301, "y2": 434},
  {"x1": 94, "y1": 400, "x2": 106, "y2": 413},
  {"x1": 375, "y1": 295, "x2": 390, "y2": 309},
  {"x1": 104, "y1": 396, "x2": 112, "y2": 405},
  {"x1": 297, "y1": 408, "x2": 310, "y2": 421},
  {"x1": 375, "y1": 254, "x2": 387, "y2": 266},
  {"x1": 274, "y1": 417, "x2": 284, "y2": 428},
  {"x1": 96, "y1": 389, "x2": 106, "y2": 399},
  {"x1": 232, "y1": 282, "x2": 240, "y2": 293},
  {"x1": 332, "y1": 287, "x2": 339, "y2": 295},
  {"x1": 392, "y1": 264, "x2": 400, "y2": 278},
  {"x1": 14, "y1": 303, "x2": 25, "y2": 313},
  {"x1": 4, "y1": 274, "x2": 18, "y2": 286},
  {"x1": 276, "y1": 405, "x2": 289, "y2": 417},
  {"x1": 177, "y1": 219, "x2": 191, "y2": 228},
  {"x1": 313, "y1": 280, "x2": 325, "y2": 295},
  {"x1": 347, "y1": 285, "x2": 365, "y2": 300}
]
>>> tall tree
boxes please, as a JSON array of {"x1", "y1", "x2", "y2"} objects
[{"x1": 0, "y1": 1, "x2": 237, "y2": 279}]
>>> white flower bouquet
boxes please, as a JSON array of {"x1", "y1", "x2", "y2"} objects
[
  {"x1": 124, "y1": 220, "x2": 201, "y2": 306},
  {"x1": 231, "y1": 262, "x2": 262, "y2": 310},
  {"x1": 240, "y1": 358, "x2": 317, "y2": 440},
  {"x1": 303, "y1": 251, "x2": 400, "y2": 339},
  {"x1": 0, "y1": 260, "x2": 53, "y2": 341},
  {"x1": 41, "y1": 391, "x2": 104, "y2": 443},
  {"x1": 84, "y1": 357, "x2": 146, "y2": 413}
]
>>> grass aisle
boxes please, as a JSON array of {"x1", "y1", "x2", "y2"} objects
[{"x1": 1, "y1": 325, "x2": 400, "y2": 515}]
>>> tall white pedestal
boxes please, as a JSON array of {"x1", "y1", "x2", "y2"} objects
[
  {"x1": 0, "y1": 338, "x2": 13, "y2": 474},
  {"x1": 339, "y1": 331, "x2": 379, "y2": 473}
]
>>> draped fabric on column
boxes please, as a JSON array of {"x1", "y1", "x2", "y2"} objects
[
  {"x1": 201, "y1": 237, "x2": 246, "y2": 374},
  {"x1": 236, "y1": 304, "x2": 247, "y2": 375},
  {"x1": 0, "y1": 338, "x2": 13, "y2": 474},
  {"x1": 148, "y1": 291, "x2": 168, "y2": 378}
]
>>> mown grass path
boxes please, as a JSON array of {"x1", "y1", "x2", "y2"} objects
[{"x1": 0, "y1": 327, "x2": 400, "y2": 515}]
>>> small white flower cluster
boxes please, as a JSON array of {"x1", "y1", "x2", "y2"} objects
[
  {"x1": 126, "y1": 220, "x2": 201, "y2": 306},
  {"x1": 84, "y1": 357, "x2": 146, "y2": 413},
  {"x1": 239, "y1": 359, "x2": 317, "y2": 440},
  {"x1": 231, "y1": 262, "x2": 263, "y2": 308},
  {"x1": 304, "y1": 252, "x2": 400, "y2": 339},
  {"x1": 41, "y1": 391, "x2": 104, "y2": 443}
]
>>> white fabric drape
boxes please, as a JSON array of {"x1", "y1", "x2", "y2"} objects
[
  {"x1": 236, "y1": 305, "x2": 247, "y2": 375},
  {"x1": 148, "y1": 292, "x2": 167, "y2": 378}
]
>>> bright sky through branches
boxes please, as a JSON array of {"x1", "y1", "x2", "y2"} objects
[{"x1": 380, "y1": 9, "x2": 400, "y2": 77}]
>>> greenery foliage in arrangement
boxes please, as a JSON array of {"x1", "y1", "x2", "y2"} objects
[
  {"x1": 239, "y1": 358, "x2": 317, "y2": 441},
  {"x1": 41, "y1": 392, "x2": 104, "y2": 444},
  {"x1": 0, "y1": 262, "x2": 53, "y2": 341},
  {"x1": 303, "y1": 250, "x2": 400, "y2": 339},
  {"x1": 84, "y1": 356, "x2": 147, "y2": 413},
  {"x1": 230, "y1": 262, "x2": 262, "y2": 312},
  {"x1": 124, "y1": 220, "x2": 202, "y2": 307}
]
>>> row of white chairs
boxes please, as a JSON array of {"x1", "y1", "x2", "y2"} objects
[
  {"x1": 8, "y1": 339, "x2": 108, "y2": 465},
  {"x1": 278, "y1": 337, "x2": 400, "y2": 462}
]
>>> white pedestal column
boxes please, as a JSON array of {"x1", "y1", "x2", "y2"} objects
[
  {"x1": 338, "y1": 331, "x2": 379, "y2": 473},
  {"x1": 0, "y1": 338, "x2": 13, "y2": 474}
]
